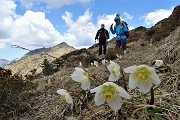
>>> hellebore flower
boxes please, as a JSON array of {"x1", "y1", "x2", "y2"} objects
[
  {"x1": 94, "y1": 61, "x2": 98, "y2": 67},
  {"x1": 90, "y1": 82, "x2": 131, "y2": 113},
  {"x1": 57, "y1": 89, "x2": 73, "y2": 104},
  {"x1": 107, "y1": 61, "x2": 121, "y2": 81},
  {"x1": 71, "y1": 67, "x2": 91, "y2": 90},
  {"x1": 124, "y1": 65, "x2": 161, "y2": 93},
  {"x1": 155, "y1": 60, "x2": 164, "y2": 67}
]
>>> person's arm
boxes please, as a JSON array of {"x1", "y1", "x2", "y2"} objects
[
  {"x1": 95, "y1": 30, "x2": 99, "y2": 40},
  {"x1": 110, "y1": 25, "x2": 116, "y2": 34}
]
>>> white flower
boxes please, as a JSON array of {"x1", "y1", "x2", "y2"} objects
[
  {"x1": 94, "y1": 61, "x2": 98, "y2": 67},
  {"x1": 155, "y1": 60, "x2": 164, "y2": 67},
  {"x1": 107, "y1": 61, "x2": 121, "y2": 81},
  {"x1": 102, "y1": 59, "x2": 107, "y2": 65},
  {"x1": 91, "y1": 62, "x2": 94, "y2": 66},
  {"x1": 90, "y1": 82, "x2": 131, "y2": 113},
  {"x1": 71, "y1": 67, "x2": 91, "y2": 90},
  {"x1": 124, "y1": 65, "x2": 161, "y2": 93},
  {"x1": 57, "y1": 89, "x2": 73, "y2": 104},
  {"x1": 79, "y1": 62, "x2": 82, "y2": 67}
]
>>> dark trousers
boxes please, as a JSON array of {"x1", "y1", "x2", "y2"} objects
[
  {"x1": 99, "y1": 39, "x2": 106, "y2": 55},
  {"x1": 116, "y1": 39, "x2": 126, "y2": 50}
]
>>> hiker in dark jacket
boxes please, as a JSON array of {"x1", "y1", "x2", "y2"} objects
[
  {"x1": 110, "y1": 14, "x2": 128, "y2": 57},
  {"x1": 95, "y1": 24, "x2": 109, "y2": 57}
]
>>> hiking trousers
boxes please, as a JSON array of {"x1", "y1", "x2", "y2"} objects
[
  {"x1": 99, "y1": 39, "x2": 106, "y2": 56},
  {"x1": 116, "y1": 39, "x2": 126, "y2": 50}
]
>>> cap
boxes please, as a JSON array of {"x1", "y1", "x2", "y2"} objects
[{"x1": 114, "y1": 13, "x2": 120, "y2": 22}]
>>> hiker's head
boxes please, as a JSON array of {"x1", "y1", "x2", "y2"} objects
[
  {"x1": 114, "y1": 13, "x2": 120, "y2": 22},
  {"x1": 101, "y1": 23, "x2": 105, "y2": 28}
]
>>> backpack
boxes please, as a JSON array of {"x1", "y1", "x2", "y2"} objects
[
  {"x1": 122, "y1": 21, "x2": 129, "y2": 38},
  {"x1": 98, "y1": 30, "x2": 107, "y2": 39}
]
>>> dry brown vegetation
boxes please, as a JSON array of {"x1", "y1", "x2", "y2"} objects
[{"x1": 0, "y1": 5, "x2": 180, "y2": 120}]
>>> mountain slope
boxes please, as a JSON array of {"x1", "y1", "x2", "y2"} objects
[
  {"x1": 1, "y1": 5, "x2": 180, "y2": 120},
  {"x1": 4, "y1": 42, "x2": 75, "y2": 75}
]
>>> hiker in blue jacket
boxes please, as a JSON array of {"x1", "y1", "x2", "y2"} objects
[{"x1": 110, "y1": 14, "x2": 128, "y2": 57}]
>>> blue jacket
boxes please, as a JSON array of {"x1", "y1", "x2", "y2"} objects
[{"x1": 110, "y1": 22, "x2": 128, "y2": 40}]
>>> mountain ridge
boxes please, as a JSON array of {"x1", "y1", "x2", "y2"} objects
[{"x1": 4, "y1": 42, "x2": 75, "y2": 75}]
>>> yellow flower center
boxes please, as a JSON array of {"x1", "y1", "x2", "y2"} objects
[
  {"x1": 83, "y1": 72, "x2": 89, "y2": 77},
  {"x1": 101, "y1": 85, "x2": 118, "y2": 102},
  {"x1": 112, "y1": 66, "x2": 116, "y2": 77},
  {"x1": 132, "y1": 66, "x2": 151, "y2": 84},
  {"x1": 60, "y1": 95, "x2": 66, "y2": 101}
]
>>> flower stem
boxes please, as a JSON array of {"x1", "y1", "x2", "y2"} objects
[
  {"x1": 89, "y1": 73, "x2": 104, "y2": 84},
  {"x1": 120, "y1": 69, "x2": 128, "y2": 91},
  {"x1": 150, "y1": 87, "x2": 154, "y2": 105},
  {"x1": 69, "y1": 91, "x2": 98, "y2": 119}
]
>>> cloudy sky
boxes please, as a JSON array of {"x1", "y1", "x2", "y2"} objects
[{"x1": 0, "y1": 0, "x2": 179, "y2": 60}]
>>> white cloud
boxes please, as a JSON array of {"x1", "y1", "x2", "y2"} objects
[
  {"x1": 143, "y1": 7, "x2": 173, "y2": 26},
  {"x1": 0, "y1": 0, "x2": 17, "y2": 39},
  {"x1": 97, "y1": 14, "x2": 116, "y2": 31},
  {"x1": 17, "y1": 0, "x2": 91, "y2": 9},
  {"x1": 1, "y1": 0, "x2": 132, "y2": 49},
  {"x1": 129, "y1": 26, "x2": 135, "y2": 30},
  {"x1": 123, "y1": 12, "x2": 133, "y2": 20},
  {"x1": 9, "y1": 10, "x2": 65, "y2": 47},
  {"x1": 62, "y1": 10, "x2": 97, "y2": 46},
  {"x1": 0, "y1": 43, "x2": 6, "y2": 49}
]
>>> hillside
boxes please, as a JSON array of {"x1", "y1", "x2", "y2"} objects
[
  {"x1": 0, "y1": 5, "x2": 180, "y2": 120},
  {"x1": 4, "y1": 42, "x2": 75, "y2": 75}
]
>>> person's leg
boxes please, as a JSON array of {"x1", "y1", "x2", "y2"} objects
[
  {"x1": 116, "y1": 40, "x2": 121, "y2": 56},
  {"x1": 99, "y1": 40, "x2": 102, "y2": 56},
  {"x1": 122, "y1": 39, "x2": 126, "y2": 54},
  {"x1": 103, "y1": 40, "x2": 107, "y2": 55}
]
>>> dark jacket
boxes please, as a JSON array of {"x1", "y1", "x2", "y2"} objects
[{"x1": 95, "y1": 28, "x2": 109, "y2": 40}]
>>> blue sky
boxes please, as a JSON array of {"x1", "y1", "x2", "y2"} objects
[{"x1": 0, "y1": 0, "x2": 179, "y2": 61}]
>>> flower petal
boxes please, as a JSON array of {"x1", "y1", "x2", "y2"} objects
[
  {"x1": 71, "y1": 71, "x2": 84, "y2": 82},
  {"x1": 138, "y1": 80, "x2": 152, "y2": 93},
  {"x1": 90, "y1": 85, "x2": 102, "y2": 93},
  {"x1": 151, "y1": 71, "x2": 161, "y2": 85},
  {"x1": 81, "y1": 76, "x2": 90, "y2": 90},
  {"x1": 65, "y1": 94, "x2": 73, "y2": 104},
  {"x1": 107, "y1": 95, "x2": 122, "y2": 113},
  {"x1": 75, "y1": 67, "x2": 85, "y2": 72},
  {"x1": 114, "y1": 65, "x2": 120, "y2": 77},
  {"x1": 94, "y1": 92, "x2": 105, "y2": 106},
  {"x1": 128, "y1": 74, "x2": 138, "y2": 89},
  {"x1": 124, "y1": 65, "x2": 137, "y2": 73},
  {"x1": 108, "y1": 73, "x2": 117, "y2": 81},
  {"x1": 107, "y1": 63, "x2": 114, "y2": 73},
  {"x1": 57, "y1": 89, "x2": 67, "y2": 95},
  {"x1": 115, "y1": 85, "x2": 131, "y2": 99}
]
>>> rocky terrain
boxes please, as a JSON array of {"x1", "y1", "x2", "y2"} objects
[{"x1": 0, "y1": 5, "x2": 180, "y2": 120}]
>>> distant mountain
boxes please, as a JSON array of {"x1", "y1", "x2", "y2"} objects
[
  {"x1": 4, "y1": 42, "x2": 75, "y2": 75},
  {"x1": 0, "y1": 59, "x2": 10, "y2": 67}
]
